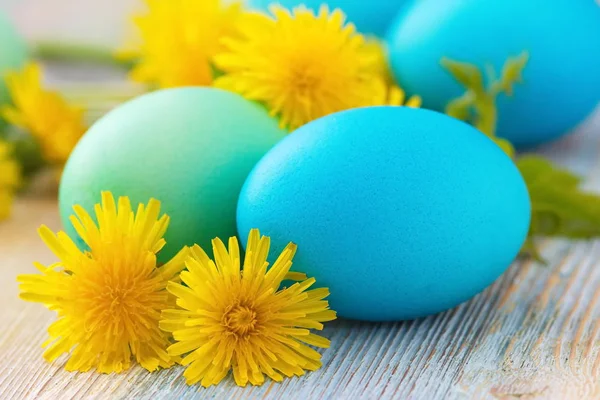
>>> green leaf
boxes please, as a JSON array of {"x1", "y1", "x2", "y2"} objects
[
  {"x1": 497, "y1": 51, "x2": 529, "y2": 96},
  {"x1": 492, "y1": 138, "x2": 515, "y2": 159},
  {"x1": 517, "y1": 155, "x2": 581, "y2": 188},
  {"x1": 3, "y1": 126, "x2": 45, "y2": 182},
  {"x1": 517, "y1": 155, "x2": 600, "y2": 251},
  {"x1": 440, "y1": 58, "x2": 485, "y2": 94},
  {"x1": 445, "y1": 94, "x2": 473, "y2": 121}
]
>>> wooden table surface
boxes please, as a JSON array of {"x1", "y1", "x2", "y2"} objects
[{"x1": 1, "y1": 67, "x2": 600, "y2": 399}]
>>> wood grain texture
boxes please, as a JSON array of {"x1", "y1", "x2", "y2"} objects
[{"x1": 1, "y1": 77, "x2": 599, "y2": 398}]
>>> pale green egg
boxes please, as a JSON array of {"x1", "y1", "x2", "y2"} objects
[
  {"x1": 60, "y1": 88, "x2": 286, "y2": 262},
  {"x1": 0, "y1": 11, "x2": 27, "y2": 109}
]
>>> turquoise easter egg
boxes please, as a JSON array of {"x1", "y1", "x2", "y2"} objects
[
  {"x1": 0, "y1": 11, "x2": 27, "y2": 108},
  {"x1": 387, "y1": 0, "x2": 600, "y2": 148},
  {"x1": 247, "y1": 0, "x2": 409, "y2": 36},
  {"x1": 60, "y1": 88, "x2": 286, "y2": 262},
  {"x1": 237, "y1": 107, "x2": 530, "y2": 321}
]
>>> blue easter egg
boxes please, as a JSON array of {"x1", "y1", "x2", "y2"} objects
[
  {"x1": 237, "y1": 107, "x2": 530, "y2": 321},
  {"x1": 387, "y1": 0, "x2": 600, "y2": 148},
  {"x1": 247, "y1": 0, "x2": 409, "y2": 36}
]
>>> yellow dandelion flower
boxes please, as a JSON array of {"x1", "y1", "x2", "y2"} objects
[
  {"x1": 18, "y1": 192, "x2": 189, "y2": 373},
  {"x1": 121, "y1": 0, "x2": 242, "y2": 88},
  {"x1": 214, "y1": 6, "x2": 383, "y2": 130},
  {"x1": 0, "y1": 140, "x2": 20, "y2": 220},
  {"x1": 370, "y1": 83, "x2": 423, "y2": 107},
  {"x1": 2, "y1": 62, "x2": 86, "y2": 166},
  {"x1": 363, "y1": 38, "x2": 393, "y2": 83},
  {"x1": 161, "y1": 229, "x2": 337, "y2": 387}
]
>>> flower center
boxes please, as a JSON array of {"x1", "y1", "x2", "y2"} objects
[
  {"x1": 288, "y1": 64, "x2": 323, "y2": 97},
  {"x1": 91, "y1": 275, "x2": 159, "y2": 325},
  {"x1": 222, "y1": 304, "x2": 258, "y2": 336},
  {"x1": 99, "y1": 284, "x2": 140, "y2": 320},
  {"x1": 108, "y1": 287, "x2": 132, "y2": 307}
]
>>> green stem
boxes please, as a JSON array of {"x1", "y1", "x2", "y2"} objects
[
  {"x1": 473, "y1": 97, "x2": 497, "y2": 138},
  {"x1": 30, "y1": 41, "x2": 133, "y2": 68}
]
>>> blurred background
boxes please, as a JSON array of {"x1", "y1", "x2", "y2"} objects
[
  {"x1": 1, "y1": 0, "x2": 599, "y2": 172},
  {"x1": 2, "y1": 0, "x2": 138, "y2": 50}
]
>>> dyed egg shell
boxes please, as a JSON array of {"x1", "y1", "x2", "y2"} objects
[
  {"x1": 387, "y1": 0, "x2": 600, "y2": 148},
  {"x1": 247, "y1": 0, "x2": 409, "y2": 36},
  {"x1": 60, "y1": 88, "x2": 286, "y2": 262},
  {"x1": 237, "y1": 107, "x2": 530, "y2": 321},
  {"x1": 0, "y1": 11, "x2": 27, "y2": 107}
]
